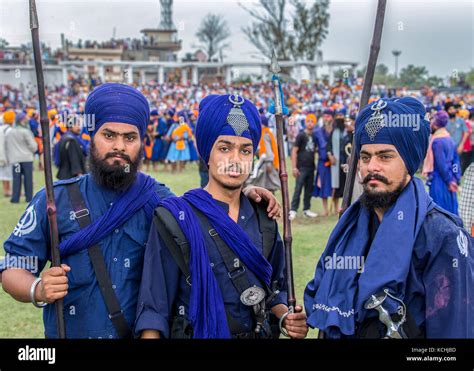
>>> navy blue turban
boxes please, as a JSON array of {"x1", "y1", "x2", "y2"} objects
[
  {"x1": 355, "y1": 96, "x2": 430, "y2": 176},
  {"x1": 195, "y1": 94, "x2": 262, "y2": 166},
  {"x1": 85, "y1": 83, "x2": 150, "y2": 139}
]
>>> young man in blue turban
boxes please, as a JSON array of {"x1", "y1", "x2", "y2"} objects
[
  {"x1": 1, "y1": 84, "x2": 279, "y2": 338},
  {"x1": 135, "y1": 94, "x2": 308, "y2": 339},
  {"x1": 304, "y1": 97, "x2": 473, "y2": 338}
]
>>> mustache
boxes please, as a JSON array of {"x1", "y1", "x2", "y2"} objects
[
  {"x1": 362, "y1": 173, "x2": 391, "y2": 185},
  {"x1": 225, "y1": 164, "x2": 243, "y2": 173},
  {"x1": 104, "y1": 152, "x2": 132, "y2": 163}
]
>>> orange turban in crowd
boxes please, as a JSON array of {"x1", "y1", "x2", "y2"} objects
[
  {"x1": 458, "y1": 109, "x2": 469, "y2": 119},
  {"x1": 27, "y1": 108, "x2": 35, "y2": 118},
  {"x1": 3, "y1": 110, "x2": 15, "y2": 125},
  {"x1": 306, "y1": 113, "x2": 317, "y2": 123},
  {"x1": 48, "y1": 109, "x2": 58, "y2": 120}
]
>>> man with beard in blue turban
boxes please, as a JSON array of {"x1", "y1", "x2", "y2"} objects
[
  {"x1": 135, "y1": 94, "x2": 308, "y2": 339},
  {"x1": 304, "y1": 97, "x2": 474, "y2": 338},
  {"x1": 1, "y1": 84, "x2": 279, "y2": 338}
]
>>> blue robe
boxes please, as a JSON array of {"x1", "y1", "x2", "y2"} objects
[
  {"x1": 187, "y1": 121, "x2": 199, "y2": 162},
  {"x1": 134, "y1": 193, "x2": 287, "y2": 338},
  {"x1": 2, "y1": 174, "x2": 174, "y2": 338},
  {"x1": 427, "y1": 137, "x2": 461, "y2": 215},
  {"x1": 312, "y1": 126, "x2": 332, "y2": 198},
  {"x1": 151, "y1": 118, "x2": 168, "y2": 162},
  {"x1": 304, "y1": 197, "x2": 474, "y2": 338}
]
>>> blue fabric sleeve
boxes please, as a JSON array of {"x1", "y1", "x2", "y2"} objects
[
  {"x1": 2, "y1": 188, "x2": 49, "y2": 275},
  {"x1": 423, "y1": 223, "x2": 474, "y2": 338},
  {"x1": 268, "y1": 228, "x2": 288, "y2": 308},
  {"x1": 134, "y1": 222, "x2": 180, "y2": 338}
]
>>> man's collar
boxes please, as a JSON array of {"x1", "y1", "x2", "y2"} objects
[{"x1": 212, "y1": 192, "x2": 255, "y2": 224}]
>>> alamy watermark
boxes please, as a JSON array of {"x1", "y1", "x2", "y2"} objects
[
  {"x1": 0, "y1": 253, "x2": 39, "y2": 274},
  {"x1": 324, "y1": 253, "x2": 365, "y2": 273},
  {"x1": 55, "y1": 111, "x2": 96, "y2": 132},
  {"x1": 380, "y1": 111, "x2": 424, "y2": 132}
]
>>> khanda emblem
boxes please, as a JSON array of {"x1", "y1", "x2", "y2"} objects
[
  {"x1": 13, "y1": 204, "x2": 38, "y2": 237},
  {"x1": 227, "y1": 94, "x2": 249, "y2": 136},
  {"x1": 365, "y1": 99, "x2": 388, "y2": 141},
  {"x1": 364, "y1": 288, "x2": 407, "y2": 339}
]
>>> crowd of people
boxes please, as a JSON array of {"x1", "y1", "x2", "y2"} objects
[
  {"x1": 0, "y1": 79, "x2": 473, "y2": 232},
  {"x1": 1, "y1": 82, "x2": 472, "y2": 340}
]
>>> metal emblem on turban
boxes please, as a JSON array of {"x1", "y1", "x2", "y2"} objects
[
  {"x1": 227, "y1": 94, "x2": 250, "y2": 136},
  {"x1": 365, "y1": 99, "x2": 387, "y2": 141}
]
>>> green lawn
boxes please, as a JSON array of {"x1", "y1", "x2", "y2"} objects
[{"x1": 0, "y1": 160, "x2": 336, "y2": 338}]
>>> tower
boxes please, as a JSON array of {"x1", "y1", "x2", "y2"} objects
[{"x1": 159, "y1": 0, "x2": 176, "y2": 30}]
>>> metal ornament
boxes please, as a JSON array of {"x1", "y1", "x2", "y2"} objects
[
  {"x1": 240, "y1": 285, "x2": 266, "y2": 306},
  {"x1": 228, "y1": 94, "x2": 245, "y2": 107},
  {"x1": 365, "y1": 99, "x2": 388, "y2": 141},
  {"x1": 364, "y1": 288, "x2": 407, "y2": 339},
  {"x1": 226, "y1": 94, "x2": 249, "y2": 136}
]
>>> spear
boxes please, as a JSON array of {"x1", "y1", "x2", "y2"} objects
[
  {"x1": 29, "y1": 0, "x2": 66, "y2": 338},
  {"x1": 318, "y1": 0, "x2": 387, "y2": 339},
  {"x1": 269, "y1": 51, "x2": 297, "y2": 336},
  {"x1": 340, "y1": 0, "x2": 388, "y2": 215}
]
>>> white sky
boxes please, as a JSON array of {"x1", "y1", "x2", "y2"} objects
[{"x1": 0, "y1": 0, "x2": 473, "y2": 77}]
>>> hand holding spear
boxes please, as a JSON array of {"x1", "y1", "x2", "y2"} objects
[
  {"x1": 269, "y1": 51, "x2": 299, "y2": 337},
  {"x1": 29, "y1": 0, "x2": 66, "y2": 338}
]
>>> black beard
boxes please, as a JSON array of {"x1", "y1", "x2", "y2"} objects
[
  {"x1": 359, "y1": 173, "x2": 407, "y2": 211},
  {"x1": 89, "y1": 141, "x2": 142, "y2": 191},
  {"x1": 448, "y1": 112, "x2": 456, "y2": 119}
]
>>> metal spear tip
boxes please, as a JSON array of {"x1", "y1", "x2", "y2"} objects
[
  {"x1": 29, "y1": 0, "x2": 39, "y2": 30},
  {"x1": 270, "y1": 50, "x2": 281, "y2": 74}
]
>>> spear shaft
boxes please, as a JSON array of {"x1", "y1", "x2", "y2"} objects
[
  {"x1": 340, "y1": 0, "x2": 387, "y2": 215},
  {"x1": 270, "y1": 54, "x2": 296, "y2": 318},
  {"x1": 29, "y1": 0, "x2": 66, "y2": 338}
]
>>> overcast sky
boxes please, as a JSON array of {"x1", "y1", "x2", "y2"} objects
[{"x1": 0, "y1": 0, "x2": 472, "y2": 77}]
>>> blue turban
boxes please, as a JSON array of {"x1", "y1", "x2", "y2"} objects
[
  {"x1": 85, "y1": 83, "x2": 150, "y2": 139},
  {"x1": 355, "y1": 97, "x2": 430, "y2": 176},
  {"x1": 195, "y1": 94, "x2": 262, "y2": 166}
]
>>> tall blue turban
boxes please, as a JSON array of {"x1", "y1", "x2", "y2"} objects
[
  {"x1": 195, "y1": 94, "x2": 262, "y2": 166},
  {"x1": 85, "y1": 83, "x2": 150, "y2": 139},
  {"x1": 354, "y1": 96, "x2": 430, "y2": 176}
]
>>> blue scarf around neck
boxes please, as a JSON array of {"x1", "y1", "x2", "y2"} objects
[
  {"x1": 304, "y1": 177, "x2": 434, "y2": 337},
  {"x1": 159, "y1": 188, "x2": 273, "y2": 338},
  {"x1": 59, "y1": 172, "x2": 161, "y2": 258}
]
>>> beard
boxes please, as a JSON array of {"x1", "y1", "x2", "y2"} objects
[
  {"x1": 448, "y1": 112, "x2": 456, "y2": 119},
  {"x1": 89, "y1": 140, "x2": 142, "y2": 191},
  {"x1": 359, "y1": 172, "x2": 408, "y2": 211}
]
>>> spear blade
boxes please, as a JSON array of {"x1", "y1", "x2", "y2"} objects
[{"x1": 270, "y1": 50, "x2": 281, "y2": 75}]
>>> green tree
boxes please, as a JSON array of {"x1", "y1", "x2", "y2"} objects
[
  {"x1": 195, "y1": 13, "x2": 231, "y2": 62},
  {"x1": 240, "y1": 0, "x2": 330, "y2": 60},
  {"x1": 398, "y1": 65, "x2": 429, "y2": 89},
  {"x1": 0, "y1": 38, "x2": 9, "y2": 48}
]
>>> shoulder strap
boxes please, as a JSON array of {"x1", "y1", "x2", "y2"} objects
[
  {"x1": 66, "y1": 182, "x2": 131, "y2": 338},
  {"x1": 251, "y1": 200, "x2": 277, "y2": 260},
  {"x1": 192, "y1": 206, "x2": 253, "y2": 296},
  {"x1": 153, "y1": 206, "x2": 191, "y2": 285}
]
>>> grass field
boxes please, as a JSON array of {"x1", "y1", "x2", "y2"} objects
[{"x1": 0, "y1": 160, "x2": 337, "y2": 338}]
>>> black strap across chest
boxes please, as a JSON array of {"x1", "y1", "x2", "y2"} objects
[
  {"x1": 153, "y1": 200, "x2": 278, "y2": 334},
  {"x1": 66, "y1": 182, "x2": 131, "y2": 338}
]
